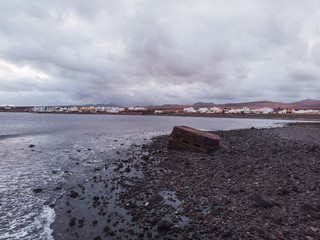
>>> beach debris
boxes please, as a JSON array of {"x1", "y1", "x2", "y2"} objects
[{"x1": 167, "y1": 126, "x2": 224, "y2": 153}]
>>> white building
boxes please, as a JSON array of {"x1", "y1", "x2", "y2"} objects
[
  {"x1": 67, "y1": 107, "x2": 79, "y2": 112},
  {"x1": 242, "y1": 107, "x2": 251, "y2": 113},
  {"x1": 128, "y1": 107, "x2": 148, "y2": 111},
  {"x1": 210, "y1": 107, "x2": 221, "y2": 113},
  {"x1": 96, "y1": 107, "x2": 106, "y2": 112},
  {"x1": 278, "y1": 109, "x2": 287, "y2": 114},
  {"x1": 183, "y1": 107, "x2": 197, "y2": 113},
  {"x1": 226, "y1": 109, "x2": 235, "y2": 114},
  {"x1": 314, "y1": 110, "x2": 320, "y2": 114},
  {"x1": 106, "y1": 107, "x2": 125, "y2": 113},
  {"x1": 293, "y1": 109, "x2": 314, "y2": 114},
  {"x1": 198, "y1": 107, "x2": 209, "y2": 113},
  {"x1": 261, "y1": 107, "x2": 274, "y2": 114},
  {"x1": 154, "y1": 110, "x2": 164, "y2": 114},
  {"x1": 233, "y1": 109, "x2": 243, "y2": 113},
  {"x1": 33, "y1": 106, "x2": 43, "y2": 112}
]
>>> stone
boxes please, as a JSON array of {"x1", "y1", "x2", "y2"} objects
[
  {"x1": 69, "y1": 217, "x2": 76, "y2": 227},
  {"x1": 167, "y1": 126, "x2": 223, "y2": 153},
  {"x1": 227, "y1": 222, "x2": 236, "y2": 230},
  {"x1": 253, "y1": 193, "x2": 273, "y2": 208},
  {"x1": 147, "y1": 194, "x2": 164, "y2": 206},
  {"x1": 69, "y1": 190, "x2": 79, "y2": 198},
  {"x1": 149, "y1": 216, "x2": 158, "y2": 225},
  {"x1": 33, "y1": 188, "x2": 43, "y2": 193},
  {"x1": 177, "y1": 234, "x2": 188, "y2": 240},
  {"x1": 157, "y1": 221, "x2": 172, "y2": 231}
]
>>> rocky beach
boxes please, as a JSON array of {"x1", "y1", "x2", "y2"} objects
[{"x1": 51, "y1": 123, "x2": 320, "y2": 240}]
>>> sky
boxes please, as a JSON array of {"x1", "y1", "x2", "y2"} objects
[{"x1": 1, "y1": 0, "x2": 320, "y2": 106}]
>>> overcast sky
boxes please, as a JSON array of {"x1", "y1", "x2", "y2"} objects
[{"x1": 1, "y1": 0, "x2": 320, "y2": 106}]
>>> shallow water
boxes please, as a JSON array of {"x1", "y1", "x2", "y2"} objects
[{"x1": 0, "y1": 113, "x2": 292, "y2": 239}]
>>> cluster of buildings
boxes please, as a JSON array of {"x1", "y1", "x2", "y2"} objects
[
  {"x1": 32, "y1": 106, "x2": 147, "y2": 113},
  {"x1": 183, "y1": 107, "x2": 320, "y2": 115},
  {"x1": 31, "y1": 105, "x2": 320, "y2": 115}
]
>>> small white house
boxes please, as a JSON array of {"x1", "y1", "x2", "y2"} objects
[
  {"x1": 225, "y1": 109, "x2": 233, "y2": 114},
  {"x1": 314, "y1": 110, "x2": 320, "y2": 114},
  {"x1": 96, "y1": 107, "x2": 106, "y2": 112},
  {"x1": 198, "y1": 107, "x2": 209, "y2": 113},
  {"x1": 278, "y1": 109, "x2": 286, "y2": 114},
  {"x1": 183, "y1": 107, "x2": 197, "y2": 113},
  {"x1": 234, "y1": 109, "x2": 243, "y2": 113},
  {"x1": 210, "y1": 107, "x2": 221, "y2": 113},
  {"x1": 242, "y1": 107, "x2": 251, "y2": 114},
  {"x1": 128, "y1": 107, "x2": 148, "y2": 111},
  {"x1": 293, "y1": 109, "x2": 314, "y2": 114},
  {"x1": 106, "y1": 107, "x2": 125, "y2": 113},
  {"x1": 67, "y1": 107, "x2": 79, "y2": 112},
  {"x1": 154, "y1": 110, "x2": 164, "y2": 114},
  {"x1": 261, "y1": 107, "x2": 274, "y2": 114}
]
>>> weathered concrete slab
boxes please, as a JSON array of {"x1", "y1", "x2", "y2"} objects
[{"x1": 167, "y1": 126, "x2": 223, "y2": 153}]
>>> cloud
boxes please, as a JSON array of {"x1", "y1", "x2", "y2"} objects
[{"x1": 0, "y1": 0, "x2": 320, "y2": 106}]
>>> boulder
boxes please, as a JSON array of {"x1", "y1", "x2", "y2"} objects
[{"x1": 167, "y1": 126, "x2": 223, "y2": 153}]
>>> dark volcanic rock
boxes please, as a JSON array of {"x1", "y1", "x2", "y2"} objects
[
  {"x1": 252, "y1": 193, "x2": 273, "y2": 208},
  {"x1": 69, "y1": 217, "x2": 76, "y2": 227},
  {"x1": 167, "y1": 126, "x2": 220, "y2": 153},
  {"x1": 69, "y1": 190, "x2": 79, "y2": 198},
  {"x1": 33, "y1": 188, "x2": 43, "y2": 193},
  {"x1": 157, "y1": 221, "x2": 172, "y2": 231},
  {"x1": 147, "y1": 194, "x2": 164, "y2": 206}
]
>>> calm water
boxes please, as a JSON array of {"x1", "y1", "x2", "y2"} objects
[{"x1": 0, "y1": 113, "x2": 291, "y2": 239}]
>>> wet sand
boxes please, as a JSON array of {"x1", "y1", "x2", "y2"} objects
[{"x1": 51, "y1": 123, "x2": 320, "y2": 239}]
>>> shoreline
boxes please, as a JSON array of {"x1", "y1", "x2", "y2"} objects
[
  {"x1": 2, "y1": 110, "x2": 320, "y2": 122},
  {"x1": 51, "y1": 123, "x2": 320, "y2": 239}
]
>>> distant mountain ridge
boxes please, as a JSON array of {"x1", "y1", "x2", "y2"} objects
[
  {"x1": 190, "y1": 99, "x2": 320, "y2": 109},
  {"x1": 290, "y1": 99, "x2": 320, "y2": 107},
  {"x1": 77, "y1": 103, "x2": 121, "y2": 107},
  {"x1": 193, "y1": 102, "x2": 215, "y2": 106},
  {"x1": 59, "y1": 99, "x2": 320, "y2": 110}
]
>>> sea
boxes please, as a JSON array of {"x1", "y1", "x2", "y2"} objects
[{"x1": 0, "y1": 112, "x2": 291, "y2": 240}]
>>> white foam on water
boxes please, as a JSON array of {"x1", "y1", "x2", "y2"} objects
[
  {"x1": 37, "y1": 206, "x2": 56, "y2": 240},
  {"x1": 0, "y1": 205, "x2": 56, "y2": 240}
]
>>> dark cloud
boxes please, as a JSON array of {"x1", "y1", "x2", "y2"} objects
[{"x1": 1, "y1": 0, "x2": 320, "y2": 106}]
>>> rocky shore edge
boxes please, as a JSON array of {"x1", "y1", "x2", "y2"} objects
[{"x1": 51, "y1": 122, "x2": 320, "y2": 240}]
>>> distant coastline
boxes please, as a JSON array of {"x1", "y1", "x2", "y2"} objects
[{"x1": 1, "y1": 106, "x2": 320, "y2": 121}]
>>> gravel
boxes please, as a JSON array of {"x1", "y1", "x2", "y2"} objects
[{"x1": 51, "y1": 123, "x2": 320, "y2": 240}]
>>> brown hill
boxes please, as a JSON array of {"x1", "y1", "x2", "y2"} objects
[
  {"x1": 288, "y1": 99, "x2": 320, "y2": 109},
  {"x1": 192, "y1": 99, "x2": 320, "y2": 110},
  {"x1": 216, "y1": 101, "x2": 287, "y2": 109},
  {"x1": 143, "y1": 99, "x2": 320, "y2": 110}
]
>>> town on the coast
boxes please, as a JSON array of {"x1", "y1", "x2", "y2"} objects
[
  {"x1": 30, "y1": 105, "x2": 320, "y2": 115},
  {"x1": 2, "y1": 99, "x2": 320, "y2": 118}
]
